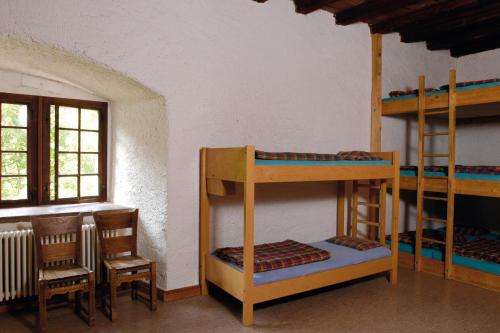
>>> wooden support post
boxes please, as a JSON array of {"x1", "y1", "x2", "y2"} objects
[
  {"x1": 242, "y1": 145, "x2": 255, "y2": 326},
  {"x1": 336, "y1": 182, "x2": 345, "y2": 237},
  {"x1": 199, "y1": 148, "x2": 210, "y2": 296},
  {"x1": 415, "y1": 75, "x2": 426, "y2": 272},
  {"x1": 370, "y1": 33, "x2": 382, "y2": 152},
  {"x1": 378, "y1": 180, "x2": 387, "y2": 244},
  {"x1": 445, "y1": 70, "x2": 457, "y2": 279},
  {"x1": 390, "y1": 152, "x2": 400, "y2": 285}
]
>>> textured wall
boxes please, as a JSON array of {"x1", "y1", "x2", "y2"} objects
[{"x1": 0, "y1": 0, "x2": 454, "y2": 290}]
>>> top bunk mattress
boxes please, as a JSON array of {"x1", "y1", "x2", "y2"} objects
[
  {"x1": 400, "y1": 166, "x2": 500, "y2": 181},
  {"x1": 383, "y1": 80, "x2": 500, "y2": 102},
  {"x1": 212, "y1": 240, "x2": 391, "y2": 286}
]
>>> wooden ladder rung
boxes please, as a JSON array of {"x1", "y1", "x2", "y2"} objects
[
  {"x1": 358, "y1": 220, "x2": 379, "y2": 226},
  {"x1": 423, "y1": 196, "x2": 448, "y2": 201},
  {"x1": 424, "y1": 154, "x2": 449, "y2": 158},
  {"x1": 424, "y1": 132, "x2": 449, "y2": 136},
  {"x1": 422, "y1": 217, "x2": 448, "y2": 224},
  {"x1": 358, "y1": 202, "x2": 380, "y2": 208},
  {"x1": 422, "y1": 237, "x2": 446, "y2": 245},
  {"x1": 425, "y1": 110, "x2": 449, "y2": 116}
]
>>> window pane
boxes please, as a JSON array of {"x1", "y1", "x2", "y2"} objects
[
  {"x1": 1, "y1": 177, "x2": 28, "y2": 200},
  {"x1": 58, "y1": 153, "x2": 78, "y2": 175},
  {"x1": 80, "y1": 131, "x2": 99, "y2": 152},
  {"x1": 59, "y1": 130, "x2": 79, "y2": 152},
  {"x1": 1, "y1": 128, "x2": 27, "y2": 151},
  {"x1": 58, "y1": 176, "x2": 77, "y2": 199},
  {"x1": 59, "y1": 106, "x2": 79, "y2": 129},
  {"x1": 1, "y1": 103, "x2": 28, "y2": 127},
  {"x1": 2, "y1": 152, "x2": 27, "y2": 175},
  {"x1": 80, "y1": 154, "x2": 98, "y2": 174},
  {"x1": 81, "y1": 109, "x2": 99, "y2": 130},
  {"x1": 80, "y1": 175, "x2": 99, "y2": 197}
]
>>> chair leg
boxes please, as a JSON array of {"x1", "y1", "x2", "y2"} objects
[
  {"x1": 38, "y1": 282, "x2": 47, "y2": 333},
  {"x1": 88, "y1": 272, "x2": 96, "y2": 326},
  {"x1": 150, "y1": 262, "x2": 157, "y2": 311},
  {"x1": 109, "y1": 269, "x2": 118, "y2": 322}
]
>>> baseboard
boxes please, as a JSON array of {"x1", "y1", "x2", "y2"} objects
[{"x1": 159, "y1": 285, "x2": 201, "y2": 302}]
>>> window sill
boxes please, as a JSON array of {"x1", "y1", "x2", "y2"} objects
[{"x1": 0, "y1": 202, "x2": 131, "y2": 224}]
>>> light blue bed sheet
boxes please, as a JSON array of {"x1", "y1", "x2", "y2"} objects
[
  {"x1": 256, "y1": 160, "x2": 391, "y2": 166},
  {"x1": 386, "y1": 240, "x2": 500, "y2": 275},
  {"x1": 213, "y1": 241, "x2": 392, "y2": 286},
  {"x1": 400, "y1": 170, "x2": 500, "y2": 181},
  {"x1": 382, "y1": 81, "x2": 500, "y2": 102}
]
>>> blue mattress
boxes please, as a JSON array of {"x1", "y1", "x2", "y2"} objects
[
  {"x1": 400, "y1": 170, "x2": 500, "y2": 181},
  {"x1": 213, "y1": 241, "x2": 392, "y2": 286},
  {"x1": 386, "y1": 240, "x2": 500, "y2": 275},
  {"x1": 383, "y1": 81, "x2": 500, "y2": 102},
  {"x1": 256, "y1": 160, "x2": 391, "y2": 166}
]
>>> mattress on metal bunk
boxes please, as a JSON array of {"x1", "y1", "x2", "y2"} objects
[
  {"x1": 255, "y1": 150, "x2": 391, "y2": 166},
  {"x1": 383, "y1": 80, "x2": 500, "y2": 102},
  {"x1": 400, "y1": 165, "x2": 500, "y2": 181},
  {"x1": 212, "y1": 241, "x2": 392, "y2": 286},
  {"x1": 386, "y1": 230, "x2": 500, "y2": 275}
]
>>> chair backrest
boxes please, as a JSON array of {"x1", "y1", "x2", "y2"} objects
[
  {"x1": 31, "y1": 214, "x2": 83, "y2": 268},
  {"x1": 93, "y1": 209, "x2": 138, "y2": 259}
]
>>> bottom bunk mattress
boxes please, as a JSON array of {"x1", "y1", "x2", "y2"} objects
[
  {"x1": 387, "y1": 230, "x2": 500, "y2": 275},
  {"x1": 400, "y1": 165, "x2": 500, "y2": 181},
  {"x1": 213, "y1": 240, "x2": 392, "y2": 286}
]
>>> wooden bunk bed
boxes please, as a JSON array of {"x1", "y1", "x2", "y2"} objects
[
  {"x1": 381, "y1": 69, "x2": 500, "y2": 292},
  {"x1": 199, "y1": 145, "x2": 400, "y2": 325}
]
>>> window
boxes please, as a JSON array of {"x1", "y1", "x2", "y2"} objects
[{"x1": 0, "y1": 93, "x2": 107, "y2": 207}]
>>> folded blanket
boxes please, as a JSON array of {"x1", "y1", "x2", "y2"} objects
[
  {"x1": 401, "y1": 165, "x2": 500, "y2": 176},
  {"x1": 213, "y1": 239, "x2": 331, "y2": 273},
  {"x1": 440, "y1": 78, "x2": 500, "y2": 90},
  {"x1": 326, "y1": 236, "x2": 381, "y2": 251},
  {"x1": 255, "y1": 150, "x2": 381, "y2": 161}
]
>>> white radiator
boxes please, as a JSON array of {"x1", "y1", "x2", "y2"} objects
[{"x1": 0, "y1": 224, "x2": 99, "y2": 302}]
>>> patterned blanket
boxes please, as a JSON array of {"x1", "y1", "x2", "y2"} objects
[
  {"x1": 440, "y1": 78, "x2": 500, "y2": 90},
  {"x1": 454, "y1": 239, "x2": 500, "y2": 264},
  {"x1": 213, "y1": 240, "x2": 331, "y2": 273},
  {"x1": 401, "y1": 165, "x2": 500, "y2": 176},
  {"x1": 389, "y1": 88, "x2": 439, "y2": 98},
  {"x1": 326, "y1": 236, "x2": 381, "y2": 251},
  {"x1": 255, "y1": 150, "x2": 381, "y2": 161}
]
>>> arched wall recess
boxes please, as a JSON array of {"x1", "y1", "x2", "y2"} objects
[{"x1": 0, "y1": 35, "x2": 169, "y2": 289}]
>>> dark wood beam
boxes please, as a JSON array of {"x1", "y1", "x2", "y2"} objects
[
  {"x1": 294, "y1": 0, "x2": 341, "y2": 15},
  {"x1": 335, "y1": 0, "x2": 423, "y2": 26},
  {"x1": 451, "y1": 35, "x2": 500, "y2": 57},
  {"x1": 400, "y1": 1, "x2": 500, "y2": 43},
  {"x1": 426, "y1": 18, "x2": 500, "y2": 50},
  {"x1": 370, "y1": 0, "x2": 477, "y2": 34}
]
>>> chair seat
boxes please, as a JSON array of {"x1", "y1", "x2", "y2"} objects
[
  {"x1": 104, "y1": 255, "x2": 150, "y2": 270},
  {"x1": 40, "y1": 264, "x2": 90, "y2": 281}
]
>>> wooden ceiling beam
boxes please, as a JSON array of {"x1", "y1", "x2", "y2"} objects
[
  {"x1": 335, "y1": 0, "x2": 423, "y2": 26},
  {"x1": 426, "y1": 18, "x2": 500, "y2": 50},
  {"x1": 370, "y1": 0, "x2": 477, "y2": 34},
  {"x1": 400, "y1": 1, "x2": 500, "y2": 43},
  {"x1": 294, "y1": 0, "x2": 342, "y2": 14},
  {"x1": 451, "y1": 35, "x2": 500, "y2": 57}
]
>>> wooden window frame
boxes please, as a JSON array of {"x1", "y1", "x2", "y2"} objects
[{"x1": 0, "y1": 92, "x2": 107, "y2": 208}]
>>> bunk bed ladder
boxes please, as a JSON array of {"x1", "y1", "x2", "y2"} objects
[
  {"x1": 351, "y1": 180, "x2": 387, "y2": 242},
  {"x1": 415, "y1": 70, "x2": 457, "y2": 278}
]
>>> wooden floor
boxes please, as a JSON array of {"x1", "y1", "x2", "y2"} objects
[{"x1": 1, "y1": 268, "x2": 499, "y2": 333}]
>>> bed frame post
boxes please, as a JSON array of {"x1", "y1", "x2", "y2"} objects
[
  {"x1": 242, "y1": 145, "x2": 255, "y2": 326},
  {"x1": 415, "y1": 75, "x2": 426, "y2": 272},
  {"x1": 336, "y1": 182, "x2": 345, "y2": 236},
  {"x1": 390, "y1": 151, "x2": 400, "y2": 284},
  {"x1": 370, "y1": 33, "x2": 382, "y2": 152},
  {"x1": 200, "y1": 148, "x2": 210, "y2": 296}
]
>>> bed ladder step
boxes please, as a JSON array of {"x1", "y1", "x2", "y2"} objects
[
  {"x1": 424, "y1": 154, "x2": 449, "y2": 158},
  {"x1": 422, "y1": 217, "x2": 448, "y2": 224},
  {"x1": 423, "y1": 195, "x2": 448, "y2": 201},
  {"x1": 424, "y1": 132, "x2": 449, "y2": 136},
  {"x1": 422, "y1": 238, "x2": 446, "y2": 245},
  {"x1": 424, "y1": 110, "x2": 449, "y2": 116},
  {"x1": 358, "y1": 220, "x2": 379, "y2": 226}
]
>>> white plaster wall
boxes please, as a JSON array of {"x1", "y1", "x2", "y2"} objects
[{"x1": 0, "y1": 0, "x2": 457, "y2": 289}]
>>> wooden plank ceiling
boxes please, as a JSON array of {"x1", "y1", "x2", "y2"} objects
[{"x1": 253, "y1": 0, "x2": 500, "y2": 57}]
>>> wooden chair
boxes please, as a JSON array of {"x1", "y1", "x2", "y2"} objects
[
  {"x1": 32, "y1": 214, "x2": 95, "y2": 333},
  {"x1": 93, "y1": 209, "x2": 157, "y2": 321}
]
